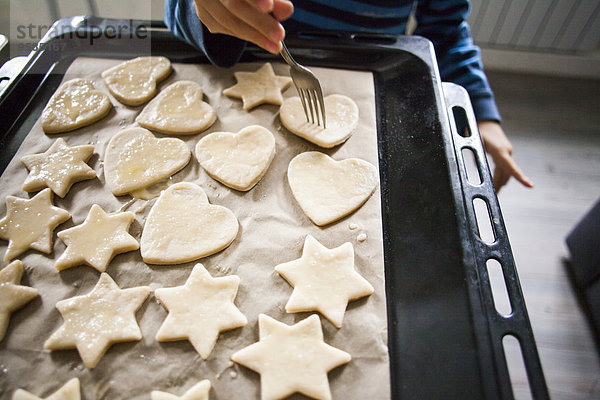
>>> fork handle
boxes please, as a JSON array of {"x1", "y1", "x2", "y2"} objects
[{"x1": 279, "y1": 42, "x2": 296, "y2": 67}]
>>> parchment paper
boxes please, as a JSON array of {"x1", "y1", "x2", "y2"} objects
[{"x1": 0, "y1": 57, "x2": 390, "y2": 400}]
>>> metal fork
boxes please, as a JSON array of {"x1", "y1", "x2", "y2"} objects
[{"x1": 279, "y1": 42, "x2": 326, "y2": 128}]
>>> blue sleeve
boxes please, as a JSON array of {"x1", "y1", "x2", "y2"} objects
[
  {"x1": 164, "y1": 0, "x2": 246, "y2": 68},
  {"x1": 415, "y1": 0, "x2": 501, "y2": 122}
]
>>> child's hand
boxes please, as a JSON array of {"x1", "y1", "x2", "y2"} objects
[
  {"x1": 478, "y1": 121, "x2": 534, "y2": 192},
  {"x1": 194, "y1": 0, "x2": 294, "y2": 54}
]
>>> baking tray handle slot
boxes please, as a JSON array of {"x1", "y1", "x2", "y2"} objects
[
  {"x1": 0, "y1": 57, "x2": 28, "y2": 100},
  {"x1": 443, "y1": 82, "x2": 550, "y2": 400}
]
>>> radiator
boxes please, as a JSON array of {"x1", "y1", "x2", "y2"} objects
[{"x1": 469, "y1": 0, "x2": 600, "y2": 54}]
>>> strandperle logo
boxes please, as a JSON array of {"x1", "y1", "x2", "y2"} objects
[{"x1": 13, "y1": 19, "x2": 149, "y2": 51}]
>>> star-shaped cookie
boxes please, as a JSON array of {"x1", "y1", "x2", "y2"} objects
[
  {"x1": 155, "y1": 263, "x2": 247, "y2": 359},
  {"x1": 13, "y1": 377, "x2": 80, "y2": 400},
  {"x1": 274, "y1": 235, "x2": 374, "y2": 328},
  {"x1": 44, "y1": 273, "x2": 150, "y2": 368},
  {"x1": 0, "y1": 189, "x2": 70, "y2": 262},
  {"x1": 151, "y1": 380, "x2": 211, "y2": 400},
  {"x1": 223, "y1": 63, "x2": 292, "y2": 110},
  {"x1": 232, "y1": 314, "x2": 351, "y2": 400},
  {"x1": 0, "y1": 260, "x2": 39, "y2": 341},
  {"x1": 55, "y1": 204, "x2": 139, "y2": 272},
  {"x1": 21, "y1": 138, "x2": 96, "y2": 198}
]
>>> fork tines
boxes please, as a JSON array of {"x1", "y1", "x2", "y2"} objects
[
  {"x1": 280, "y1": 42, "x2": 327, "y2": 129},
  {"x1": 298, "y1": 87, "x2": 326, "y2": 128}
]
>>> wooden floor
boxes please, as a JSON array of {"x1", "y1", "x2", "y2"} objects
[{"x1": 485, "y1": 71, "x2": 600, "y2": 400}]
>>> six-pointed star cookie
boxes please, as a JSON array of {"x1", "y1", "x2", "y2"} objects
[
  {"x1": 0, "y1": 189, "x2": 70, "y2": 262},
  {"x1": 0, "y1": 260, "x2": 39, "y2": 341},
  {"x1": 155, "y1": 263, "x2": 247, "y2": 359},
  {"x1": 44, "y1": 273, "x2": 150, "y2": 368},
  {"x1": 223, "y1": 63, "x2": 292, "y2": 110},
  {"x1": 274, "y1": 235, "x2": 374, "y2": 328},
  {"x1": 151, "y1": 380, "x2": 211, "y2": 400},
  {"x1": 13, "y1": 377, "x2": 81, "y2": 400},
  {"x1": 55, "y1": 204, "x2": 139, "y2": 272},
  {"x1": 21, "y1": 138, "x2": 96, "y2": 198},
  {"x1": 232, "y1": 314, "x2": 351, "y2": 400}
]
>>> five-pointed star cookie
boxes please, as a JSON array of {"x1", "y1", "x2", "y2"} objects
[
  {"x1": 155, "y1": 263, "x2": 247, "y2": 359},
  {"x1": 21, "y1": 138, "x2": 96, "y2": 198},
  {"x1": 274, "y1": 235, "x2": 374, "y2": 328},
  {"x1": 0, "y1": 260, "x2": 39, "y2": 341},
  {"x1": 0, "y1": 189, "x2": 70, "y2": 262},
  {"x1": 223, "y1": 63, "x2": 292, "y2": 110},
  {"x1": 44, "y1": 273, "x2": 150, "y2": 368},
  {"x1": 232, "y1": 314, "x2": 351, "y2": 400},
  {"x1": 55, "y1": 204, "x2": 139, "y2": 272},
  {"x1": 151, "y1": 380, "x2": 211, "y2": 400},
  {"x1": 13, "y1": 377, "x2": 80, "y2": 400}
]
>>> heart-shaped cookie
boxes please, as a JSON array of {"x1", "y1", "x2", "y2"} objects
[
  {"x1": 195, "y1": 125, "x2": 276, "y2": 191},
  {"x1": 102, "y1": 56, "x2": 172, "y2": 106},
  {"x1": 104, "y1": 127, "x2": 191, "y2": 196},
  {"x1": 287, "y1": 152, "x2": 378, "y2": 226},
  {"x1": 41, "y1": 78, "x2": 112, "y2": 134},
  {"x1": 136, "y1": 81, "x2": 216, "y2": 135},
  {"x1": 140, "y1": 182, "x2": 239, "y2": 264},
  {"x1": 280, "y1": 94, "x2": 359, "y2": 148}
]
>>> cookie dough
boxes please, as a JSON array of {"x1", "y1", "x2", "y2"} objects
[
  {"x1": 274, "y1": 235, "x2": 374, "y2": 328},
  {"x1": 0, "y1": 189, "x2": 70, "y2": 261},
  {"x1": 136, "y1": 81, "x2": 216, "y2": 135},
  {"x1": 195, "y1": 125, "x2": 276, "y2": 191},
  {"x1": 13, "y1": 377, "x2": 80, "y2": 400},
  {"x1": 140, "y1": 183, "x2": 238, "y2": 264},
  {"x1": 155, "y1": 263, "x2": 247, "y2": 359},
  {"x1": 151, "y1": 380, "x2": 211, "y2": 400},
  {"x1": 280, "y1": 94, "x2": 359, "y2": 148},
  {"x1": 101, "y1": 56, "x2": 172, "y2": 106},
  {"x1": 231, "y1": 314, "x2": 351, "y2": 400},
  {"x1": 287, "y1": 151, "x2": 378, "y2": 226},
  {"x1": 104, "y1": 127, "x2": 191, "y2": 196},
  {"x1": 0, "y1": 260, "x2": 38, "y2": 342},
  {"x1": 41, "y1": 78, "x2": 112, "y2": 134},
  {"x1": 55, "y1": 204, "x2": 139, "y2": 272},
  {"x1": 21, "y1": 138, "x2": 96, "y2": 198},
  {"x1": 223, "y1": 63, "x2": 292, "y2": 110},
  {"x1": 44, "y1": 273, "x2": 150, "y2": 369}
]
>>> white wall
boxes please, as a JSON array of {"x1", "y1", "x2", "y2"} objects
[
  {"x1": 469, "y1": 0, "x2": 600, "y2": 53},
  {"x1": 469, "y1": 0, "x2": 600, "y2": 79}
]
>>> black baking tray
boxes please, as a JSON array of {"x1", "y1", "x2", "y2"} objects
[{"x1": 0, "y1": 17, "x2": 549, "y2": 400}]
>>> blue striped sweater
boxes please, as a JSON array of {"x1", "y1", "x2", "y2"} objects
[{"x1": 164, "y1": 0, "x2": 500, "y2": 122}]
